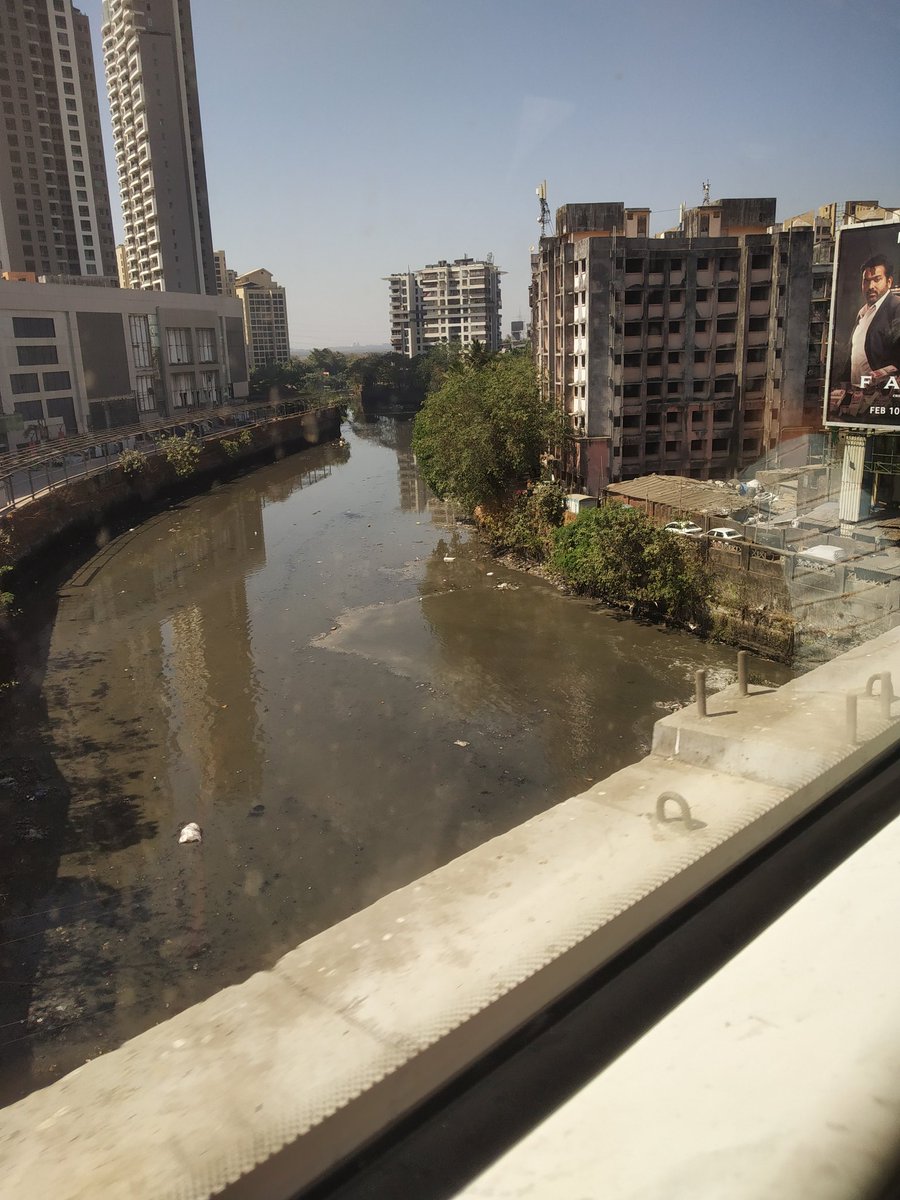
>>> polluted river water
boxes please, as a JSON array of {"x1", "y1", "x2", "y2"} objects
[{"x1": 0, "y1": 415, "x2": 792, "y2": 1101}]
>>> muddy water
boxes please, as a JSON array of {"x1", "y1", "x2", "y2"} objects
[{"x1": 0, "y1": 416, "x2": 792, "y2": 1100}]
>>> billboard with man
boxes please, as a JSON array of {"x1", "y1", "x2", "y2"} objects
[{"x1": 825, "y1": 220, "x2": 900, "y2": 430}]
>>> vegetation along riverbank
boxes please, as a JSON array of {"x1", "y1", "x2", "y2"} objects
[{"x1": 412, "y1": 349, "x2": 794, "y2": 663}]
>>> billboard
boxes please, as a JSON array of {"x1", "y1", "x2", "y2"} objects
[{"x1": 825, "y1": 220, "x2": 900, "y2": 430}]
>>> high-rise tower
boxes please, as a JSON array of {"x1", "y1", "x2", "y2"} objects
[
  {"x1": 102, "y1": 0, "x2": 216, "y2": 294},
  {"x1": 0, "y1": 1, "x2": 117, "y2": 280}
]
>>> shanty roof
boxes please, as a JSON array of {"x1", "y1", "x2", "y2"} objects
[{"x1": 605, "y1": 474, "x2": 750, "y2": 516}]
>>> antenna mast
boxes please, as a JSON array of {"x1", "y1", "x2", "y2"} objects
[{"x1": 536, "y1": 180, "x2": 551, "y2": 237}]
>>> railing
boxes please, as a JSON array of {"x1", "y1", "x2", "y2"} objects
[{"x1": 0, "y1": 395, "x2": 335, "y2": 514}]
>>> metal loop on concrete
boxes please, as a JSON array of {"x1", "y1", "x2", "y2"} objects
[
  {"x1": 656, "y1": 791, "x2": 706, "y2": 832},
  {"x1": 864, "y1": 672, "x2": 895, "y2": 719}
]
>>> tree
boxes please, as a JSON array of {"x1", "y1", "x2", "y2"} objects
[
  {"x1": 550, "y1": 504, "x2": 712, "y2": 625},
  {"x1": 412, "y1": 353, "x2": 561, "y2": 512}
]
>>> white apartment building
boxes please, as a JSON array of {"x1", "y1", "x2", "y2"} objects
[
  {"x1": 233, "y1": 268, "x2": 290, "y2": 370},
  {"x1": 0, "y1": 278, "x2": 248, "y2": 447},
  {"x1": 385, "y1": 256, "x2": 503, "y2": 357},
  {"x1": 102, "y1": 0, "x2": 216, "y2": 295},
  {"x1": 0, "y1": 1, "x2": 117, "y2": 281}
]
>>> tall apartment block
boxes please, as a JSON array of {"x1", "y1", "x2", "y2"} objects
[
  {"x1": 102, "y1": 0, "x2": 216, "y2": 294},
  {"x1": 233, "y1": 268, "x2": 290, "y2": 370},
  {"x1": 0, "y1": 1, "x2": 116, "y2": 280},
  {"x1": 386, "y1": 256, "x2": 502, "y2": 357},
  {"x1": 531, "y1": 199, "x2": 813, "y2": 495}
]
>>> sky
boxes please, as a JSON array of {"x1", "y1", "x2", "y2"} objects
[{"x1": 81, "y1": 0, "x2": 900, "y2": 352}]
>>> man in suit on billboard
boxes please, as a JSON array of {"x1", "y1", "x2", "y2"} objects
[{"x1": 829, "y1": 254, "x2": 900, "y2": 419}]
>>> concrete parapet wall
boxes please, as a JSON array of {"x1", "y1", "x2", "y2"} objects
[{"x1": 3, "y1": 629, "x2": 900, "y2": 1198}]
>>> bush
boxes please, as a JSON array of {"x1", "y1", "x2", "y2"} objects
[
  {"x1": 158, "y1": 431, "x2": 201, "y2": 478},
  {"x1": 550, "y1": 503, "x2": 713, "y2": 626},
  {"x1": 481, "y1": 480, "x2": 566, "y2": 560},
  {"x1": 0, "y1": 528, "x2": 13, "y2": 614},
  {"x1": 221, "y1": 429, "x2": 253, "y2": 458},
  {"x1": 118, "y1": 447, "x2": 147, "y2": 480}
]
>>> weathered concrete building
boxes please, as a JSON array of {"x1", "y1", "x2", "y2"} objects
[
  {"x1": 0, "y1": 279, "x2": 248, "y2": 446},
  {"x1": 386, "y1": 256, "x2": 502, "y2": 357},
  {"x1": 531, "y1": 199, "x2": 813, "y2": 495}
]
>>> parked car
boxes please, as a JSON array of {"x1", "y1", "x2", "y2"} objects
[
  {"x1": 707, "y1": 526, "x2": 743, "y2": 541},
  {"x1": 664, "y1": 520, "x2": 703, "y2": 537}
]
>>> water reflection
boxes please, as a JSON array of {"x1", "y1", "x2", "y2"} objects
[{"x1": 0, "y1": 420, "x2": 791, "y2": 1101}]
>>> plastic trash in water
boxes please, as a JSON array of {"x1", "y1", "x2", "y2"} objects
[{"x1": 178, "y1": 822, "x2": 202, "y2": 844}]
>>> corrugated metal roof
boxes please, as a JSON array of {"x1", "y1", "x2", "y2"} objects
[{"x1": 605, "y1": 474, "x2": 749, "y2": 515}]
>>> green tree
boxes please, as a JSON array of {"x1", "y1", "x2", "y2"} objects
[
  {"x1": 412, "y1": 353, "x2": 561, "y2": 512},
  {"x1": 550, "y1": 504, "x2": 712, "y2": 625}
]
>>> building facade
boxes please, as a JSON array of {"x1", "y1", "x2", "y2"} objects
[
  {"x1": 233, "y1": 268, "x2": 290, "y2": 370},
  {"x1": 0, "y1": 1, "x2": 117, "y2": 281},
  {"x1": 0, "y1": 279, "x2": 248, "y2": 447},
  {"x1": 386, "y1": 257, "x2": 502, "y2": 357},
  {"x1": 102, "y1": 0, "x2": 216, "y2": 295},
  {"x1": 531, "y1": 200, "x2": 813, "y2": 495}
]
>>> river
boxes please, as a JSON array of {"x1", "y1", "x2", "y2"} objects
[{"x1": 0, "y1": 415, "x2": 792, "y2": 1101}]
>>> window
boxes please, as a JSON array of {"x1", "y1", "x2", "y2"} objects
[
  {"x1": 135, "y1": 375, "x2": 156, "y2": 413},
  {"x1": 10, "y1": 372, "x2": 40, "y2": 394},
  {"x1": 171, "y1": 372, "x2": 194, "y2": 408},
  {"x1": 712, "y1": 438, "x2": 729, "y2": 451},
  {"x1": 13, "y1": 315, "x2": 55, "y2": 337},
  {"x1": 715, "y1": 348, "x2": 736, "y2": 364},
  {"x1": 43, "y1": 370, "x2": 71, "y2": 390},
  {"x1": 14, "y1": 399, "x2": 44, "y2": 422},
  {"x1": 196, "y1": 327, "x2": 216, "y2": 363},
  {"x1": 665, "y1": 440, "x2": 678, "y2": 452},
  {"x1": 166, "y1": 327, "x2": 192, "y2": 364},
  {"x1": 17, "y1": 344, "x2": 58, "y2": 365},
  {"x1": 750, "y1": 285, "x2": 770, "y2": 301},
  {"x1": 130, "y1": 315, "x2": 153, "y2": 368}
]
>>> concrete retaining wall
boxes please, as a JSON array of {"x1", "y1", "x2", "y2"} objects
[{"x1": 0, "y1": 406, "x2": 341, "y2": 570}]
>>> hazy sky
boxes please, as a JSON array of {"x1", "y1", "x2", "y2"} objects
[{"x1": 81, "y1": 0, "x2": 899, "y2": 350}]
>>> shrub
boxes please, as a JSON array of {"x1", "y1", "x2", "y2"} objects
[
  {"x1": 550, "y1": 503, "x2": 713, "y2": 626},
  {"x1": 221, "y1": 429, "x2": 253, "y2": 458},
  {"x1": 158, "y1": 431, "x2": 201, "y2": 478},
  {"x1": 118, "y1": 447, "x2": 147, "y2": 480},
  {"x1": 481, "y1": 480, "x2": 566, "y2": 560},
  {"x1": 0, "y1": 528, "x2": 13, "y2": 614}
]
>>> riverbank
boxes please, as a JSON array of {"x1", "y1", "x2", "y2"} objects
[{"x1": 488, "y1": 540, "x2": 795, "y2": 665}]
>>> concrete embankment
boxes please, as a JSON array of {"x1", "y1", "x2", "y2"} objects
[
  {"x1": 2, "y1": 628, "x2": 898, "y2": 1199},
  {"x1": 0, "y1": 404, "x2": 342, "y2": 570}
]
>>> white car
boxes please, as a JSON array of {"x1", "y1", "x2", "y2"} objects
[
  {"x1": 664, "y1": 520, "x2": 703, "y2": 537},
  {"x1": 707, "y1": 526, "x2": 743, "y2": 541}
]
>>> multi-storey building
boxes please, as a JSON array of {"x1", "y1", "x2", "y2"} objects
[
  {"x1": 0, "y1": 1, "x2": 117, "y2": 281},
  {"x1": 531, "y1": 199, "x2": 813, "y2": 495},
  {"x1": 213, "y1": 249, "x2": 236, "y2": 298},
  {"x1": 783, "y1": 200, "x2": 899, "y2": 433},
  {"x1": 102, "y1": 0, "x2": 216, "y2": 294},
  {"x1": 385, "y1": 256, "x2": 502, "y2": 357},
  {"x1": 233, "y1": 268, "x2": 290, "y2": 370},
  {"x1": 0, "y1": 278, "x2": 248, "y2": 443}
]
